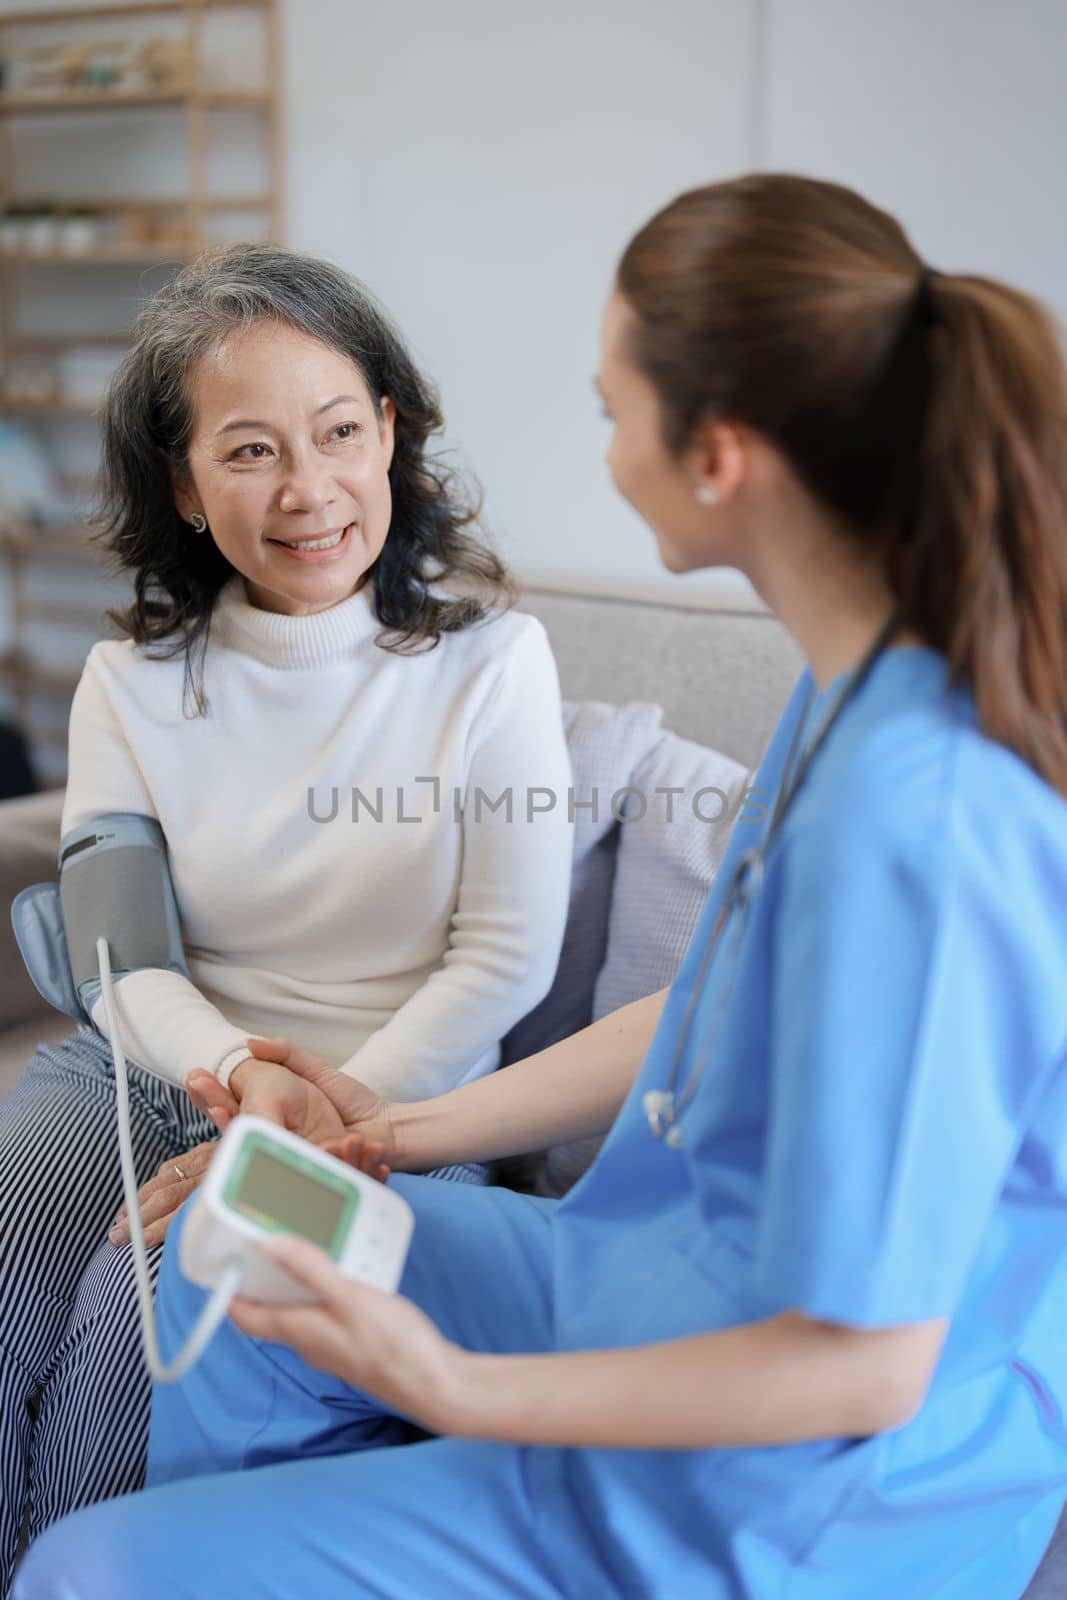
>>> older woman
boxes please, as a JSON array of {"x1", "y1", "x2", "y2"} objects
[{"x1": 0, "y1": 245, "x2": 572, "y2": 1592}]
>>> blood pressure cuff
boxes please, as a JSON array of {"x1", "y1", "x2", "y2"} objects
[{"x1": 11, "y1": 813, "x2": 189, "y2": 1024}]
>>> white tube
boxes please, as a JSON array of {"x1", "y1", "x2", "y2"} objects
[{"x1": 96, "y1": 936, "x2": 241, "y2": 1383}]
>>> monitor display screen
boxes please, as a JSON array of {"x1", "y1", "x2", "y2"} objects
[{"x1": 231, "y1": 1145, "x2": 356, "y2": 1252}]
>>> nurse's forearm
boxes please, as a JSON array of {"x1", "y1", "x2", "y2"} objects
[
  {"x1": 389, "y1": 987, "x2": 668, "y2": 1171},
  {"x1": 437, "y1": 1312, "x2": 947, "y2": 1448}
]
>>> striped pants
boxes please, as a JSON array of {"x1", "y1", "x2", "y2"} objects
[
  {"x1": 0, "y1": 1025, "x2": 488, "y2": 1597},
  {"x1": 0, "y1": 1026, "x2": 214, "y2": 1597}
]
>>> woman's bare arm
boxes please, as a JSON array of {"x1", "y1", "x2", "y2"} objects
[
  {"x1": 443, "y1": 1312, "x2": 948, "y2": 1447},
  {"x1": 388, "y1": 987, "x2": 668, "y2": 1170},
  {"x1": 234, "y1": 1239, "x2": 949, "y2": 1451}
]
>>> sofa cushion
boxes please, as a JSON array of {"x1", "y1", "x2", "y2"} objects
[
  {"x1": 594, "y1": 730, "x2": 750, "y2": 1018},
  {"x1": 0, "y1": 1014, "x2": 75, "y2": 1102},
  {"x1": 538, "y1": 727, "x2": 749, "y2": 1198},
  {"x1": 0, "y1": 788, "x2": 65, "y2": 1033},
  {"x1": 499, "y1": 699, "x2": 664, "y2": 1069}
]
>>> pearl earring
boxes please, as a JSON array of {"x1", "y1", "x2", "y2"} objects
[
  {"x1": 695, "y1": 484, "x2": 719, "y2": 507},
  {"x1": 189, "y1": 512, "x2": 208, "y2": 533}
]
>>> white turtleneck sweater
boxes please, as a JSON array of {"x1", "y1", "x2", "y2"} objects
[{"x1": 62, "y1": 577, "x2": 573, "y2": 1100}]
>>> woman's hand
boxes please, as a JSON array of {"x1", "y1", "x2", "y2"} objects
[
  {"x1": 186, "y1": 1050, "x2": 350, "y2": 1146},
  {"x1": 108, "y1": 1139, "x2": 218, "y2": 1249},
  {"x1": 189, "y1": 1037, "x2": 397, "y2": 1161},
  {"x1": 228, "y1": 1234, "x2": 463, "y2": 1433}
]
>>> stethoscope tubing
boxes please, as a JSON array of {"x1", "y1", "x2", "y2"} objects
[{"x1": 645, "y1": 609, "x2": 904, "y2": 1146}]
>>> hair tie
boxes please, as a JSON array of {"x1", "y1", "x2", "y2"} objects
[{"x1": 914, "y1": 265, "x2": 941, "y2": 327}]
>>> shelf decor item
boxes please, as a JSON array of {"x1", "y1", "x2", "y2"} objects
[
  {"x1": 3, "y1": 360, "x2": 59, "y2": 408},
  {"x1": 58, "y1": 207, "x2": 101, "y2": 254},
  {"x1": 0, "y1": 422, "x2": 56, "y2": 524},
  {"x1": 139, "y1": 36, "x2": 194, "y2": 93},
  {"x1": 59, "y1": 347, "x2": 124, "y2": 408}
]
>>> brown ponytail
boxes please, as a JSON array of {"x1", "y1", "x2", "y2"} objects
[
  {"x1": 618, "y1": 174, "x2": 1067, "y2": 797},
  {"x1": 901, "y1": 273, "x2": 1067, "y2": 795}
]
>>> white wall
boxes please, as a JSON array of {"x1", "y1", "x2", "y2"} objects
[
  {"x1": 277, "y1": 0, "x2": 1067, "y2": 594},
  {"x1": 762, "y1": 0, "x2": 1067, "y2": 316},
  {"x1": 3, "y1": 0, "x2": 1066, "y2": 600},
  {"x1": 279, "y1": 0, "x2": 759, "y2": 594}
]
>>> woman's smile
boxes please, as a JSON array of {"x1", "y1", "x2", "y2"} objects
[{"x1": 266, "y1": 524, "x2": 356, "y2": 562}]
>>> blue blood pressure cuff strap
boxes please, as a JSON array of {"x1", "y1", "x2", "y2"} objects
[{"x1": 11, "y1": 813, "x2": 189, "y2": 1024}]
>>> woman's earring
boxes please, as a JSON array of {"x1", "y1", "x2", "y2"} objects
[
  {"x1": 695, "y1": 484, "x2": 719, "y2": 507},
  {"x1": 189, "y1": 512, "x2": 208, "y2": 533}
]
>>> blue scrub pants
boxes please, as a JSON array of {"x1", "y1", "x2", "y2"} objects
[{"x1": 14, "y1": 1175, "x2": 573, "y2": 1600}]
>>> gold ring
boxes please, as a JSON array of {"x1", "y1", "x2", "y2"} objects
[{"x1": 173, "y1": 1163, "x2": 188, "y2": 1182}]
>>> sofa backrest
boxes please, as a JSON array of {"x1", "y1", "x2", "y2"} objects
[{"x1": 518, "y1": 578, "x2": 803, "y2": 769}]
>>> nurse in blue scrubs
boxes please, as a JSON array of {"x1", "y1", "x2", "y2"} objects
[{"x1": 17, "y1": 173, "x2": 1067, "y2": 1599}]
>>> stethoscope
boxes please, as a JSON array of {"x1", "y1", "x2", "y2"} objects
[{"x1": 643, "y1": 609, "x2": 904, "y2": 1148}]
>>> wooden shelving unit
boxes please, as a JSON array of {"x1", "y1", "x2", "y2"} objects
[
  {"x1": 1, "y1": 246, "x2": 198, "y2": 264},
  {"x1": 5, "y1": 191, "x2": 274, "y2": 212},
  {"x1": 0, "y1": 401, "x2": 102, "y2": 417},
  {"x1": 0, "y1": 0, "x2": 270, "y2": 21},
  {"x1": 0, "y1": 0, "x2": 283, "y2": 780},
  {"x1": 0, "y1": 519, "x2": 101, "y2": 756},
  {"x1": 3, "y1": 523, "x2": 102, "y2": 563},
  {"x1": 0, "y1": 87, "x2": 271, "y2": 111},
  {"x1": 8, "y1": 333, "x2": 132, "y2": 350}
]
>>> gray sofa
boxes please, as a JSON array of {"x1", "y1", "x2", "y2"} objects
[{"x1": 0, "y1": 577, "x2": 1062, "y2": 1595}]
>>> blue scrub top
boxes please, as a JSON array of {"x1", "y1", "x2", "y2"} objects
[{"x1": 533, "y1": 645, "x2": 1067, "y2": 1599}]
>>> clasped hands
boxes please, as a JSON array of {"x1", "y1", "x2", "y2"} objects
[
  {"x1": 108, "y1": 1038, "x2": 473, "y2": 1435},
  {"x1": 108, "y1": 1036, "x2": 394, "y2": 1249}
]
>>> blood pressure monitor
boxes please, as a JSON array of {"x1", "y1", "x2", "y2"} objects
[{"x1": 181, "y1": 1116, "x2": 415, "y2": 1304}]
